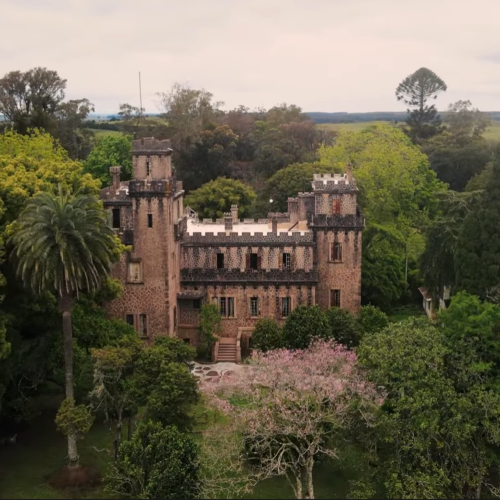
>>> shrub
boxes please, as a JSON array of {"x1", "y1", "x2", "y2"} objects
[
  {"x1": 282, "y1": 305, "x2": 329, "y2": 349},
  {"x1": 358, "y1": 305, "x2": 389, "y2": 335},
  {"x1": 326, "y1": 307, "x2": 361, "y2": 348},
  {"x1": 252, "y1": 318, "x2": 282, "y2": 352},
  {"x1": 105, "y1": 420, "x2": 201, "y2": 499}
]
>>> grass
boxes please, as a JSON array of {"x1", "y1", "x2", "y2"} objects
[
  {"x1": 388, "y1": 303, "x2": 424, "y2": 323},
  {"x1": 318, "y1": 120, "x2": 500, "y2": 141},
  {"x1": 0, "y1": 412, "x2": 112, "y2": 499},
  {"x1": 89, "y1": 129, "x2": 123, "y2": 138},
  {"x1": 0, "y1": 404, "x2": 356, "y2": 499}
]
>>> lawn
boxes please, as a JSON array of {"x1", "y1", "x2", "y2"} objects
[
  {"x1": 0, "y1": 408, "x2": 355, "y2": 499},
  {"x1": 318, "y1": 120, "x2": 500, "y2": 141}
]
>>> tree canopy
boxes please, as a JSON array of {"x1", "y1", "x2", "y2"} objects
[
  {"x1": 84, "y1": 134, "x2": 133, "y2": 186},
  {"x1": 319, "y1": 124, "x2": 445, "y2": 306},
  {"x1": 395, "y1": 67, "x2": 447, "y2": 142},
  {"x1": 185, "y1": 177, "x2": 256, "y2": 219}
]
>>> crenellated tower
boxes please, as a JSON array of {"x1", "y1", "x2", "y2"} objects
[
  {"x1": 308, "y1": 167, "x2": 364, "y2": 313},
  {"x1": 101, "y1": 138, "x2": 185, "y2": 338}
]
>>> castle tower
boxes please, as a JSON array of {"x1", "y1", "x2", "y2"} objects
[
  {"x1": 101, "y1": 138, "x2": 184, "y2": 338},
  {"x1": 309, "y1": 170, "x2": 364, "y2": 314}
]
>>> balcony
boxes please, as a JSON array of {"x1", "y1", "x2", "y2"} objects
[{"x1": 181, "y1": 268, "x2": 318, "y2": 285}]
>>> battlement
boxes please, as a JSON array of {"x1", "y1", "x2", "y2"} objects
[
  {"x1": 182, "y1": 231, "x2": 314, "y2": 245},
  {"x1": 132, "y1": 137, "x2": 173, "y2": 156},
  {"x1": 312, "y1": 171, "x2": 358, "y2": 192}
]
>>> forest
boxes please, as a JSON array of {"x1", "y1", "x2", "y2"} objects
[{"x1": 0, "y1": 66, "x2": 500, "y2": 499}]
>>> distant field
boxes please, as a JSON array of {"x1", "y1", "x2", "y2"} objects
[
  {"x1": 318, "y1": 120, "x2": 500, "y2": 141},
  {"x1": 90, "y1": 128, "x2": 123, "y2": 138}
]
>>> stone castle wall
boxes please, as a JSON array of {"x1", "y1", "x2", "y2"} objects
[
  {"x1": 178, "y1": 284, "x2": 316, "y2": 342},
  {"x1": 181, "y1": 244, "x2": 314, "y2": 271},
  {"x1": 314, "y1": 229, "x2": 362, "y2": 314}
]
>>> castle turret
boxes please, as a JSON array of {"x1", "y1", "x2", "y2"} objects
[{"x1": 309, "y1": 172, "x2": 364, "y2": 313}]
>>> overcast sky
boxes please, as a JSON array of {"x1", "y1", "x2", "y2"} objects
[{"x1": 1, "y1": 0, "x2": 499, "y2": 114}]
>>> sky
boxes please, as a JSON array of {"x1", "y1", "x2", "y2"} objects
[{"x1": 1, "y1": 0, "x2": 499, "y2": 114}]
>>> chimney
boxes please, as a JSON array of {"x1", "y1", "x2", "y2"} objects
[
  {"x1": 110, "y1": 166, "x2": 121, "y2": 191},
  {"x1": 346, "y1": 162, "x2": 353, "y2": 183},
  {"x1": 288, "y1": 197, "x2": 299, "y2": 224},
  {"x1": 224, "y1": 212, "x2": 233, "y2": 231},
  {"x1": 272, "y1": 217, "x2": 278, "y2": 235},
  {"x1": 230, "y1": 204, "x2": 238, "y2": 223}
]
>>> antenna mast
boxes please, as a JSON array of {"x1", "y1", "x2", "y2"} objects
[{"x1": 139, "y1": 71, "x2": 143, "y2": 116}]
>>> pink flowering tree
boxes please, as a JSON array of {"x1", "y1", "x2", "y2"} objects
[{"x1": 200, "y1": 340, "x2": 384, "y2": 499}]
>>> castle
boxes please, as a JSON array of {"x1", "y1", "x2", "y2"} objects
[{"x1": 100, "y1": 138, "x2": 364, "y2": 361}]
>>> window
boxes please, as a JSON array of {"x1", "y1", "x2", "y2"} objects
[
  {"x1": 139, "y1": 314, "x2": 148, "y2": 337},
  {"x1": 218, "y1": 297, "x2": 235, "y2": 318},
  {"x1": 147, "y1": 213, "x2": 153, "y2": 228},
  {"x1": 217, "y1": 253, "x2": 225, "y2": 269},
  {"x1": 332, "y1": 198, "x2": 341, "y2": 214},
  {"x1": 282, "y1": 253, "x2": 291, "y2": 269},
  {"x1": 128, "y1": 262, "x2": 142, "y2": 283},
  {"x1": 112, "y1": 208, "x2": 120, "y2": 229},
  {"x1": 250, "y1": 297, "x2": 259, "y2": 317},
  {"x1": 331, "y1": 289, "x2": 341, "y2": 308},
  {"x1": 146, "y1": 157, "x2": 151, "y2": 176},
  {"x1": 281, "y1": 297, "x2": 291, "y2": 317},
  {"x1": 183, "y1": 338, "x2": 191, "y2": 344},
  {"x1": 331, "y1": 242, "x2": 343, "y2": 262},
  {"x1": 249, "y1": 253, "x2": 259, "y2": 270},
  {"x1": 125, "y1": 314, "x2": 134, "y2": 327},
  {"x1": 192, "y1": 299, "x2": 201, "y2": 309},
  {"x1": 227, "y1": 297, "x2": 235, "y2": 317},
  {"x1": 173, "y1": 306, "x2": 177, "y2": 329}
]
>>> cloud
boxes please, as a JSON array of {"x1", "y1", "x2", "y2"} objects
[{"x1": 1, "y1": 0, "x2": 499, "y2": 113}]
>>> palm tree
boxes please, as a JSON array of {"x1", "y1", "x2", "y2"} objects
[{"x1": 10, "y1": 186, "x2": 120, "y2": 466}]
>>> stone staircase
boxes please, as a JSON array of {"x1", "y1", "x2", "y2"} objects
[
  {"x1": 217, "y1": 338, "x2": 237, "y2": 363},
  {"x1": 214, "y1": 337, "x2": 239, "y2": 363}
]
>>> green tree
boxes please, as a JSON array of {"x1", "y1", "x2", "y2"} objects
[
  {"x1": 9, "y1": 188, "x2": 122, "y2": 466},
  {"x1": 422, "y1": 102, "x2": 492, "y2": 191},
  {"x1": 455, "y1": 157, "x2": 500, "y2": 297},
  {"x1": 0, "y1": 67, "x2": 66, "y2": 134},
  {"x1": 251, "y1": 318, "x2": 283, "y2": 352},
  {"x1": 185, "y1": 177, "x2": 256, "y2": 219},
  {"x1": 395, "y1": 67, "x2": 447, "y2": 142},
  {"x1": 90, "y1": 337, "x2": 142, "y2": 459},
  {"x1": 105, "y1": 420, "x2": 201, "y2": 499},
  {"x1": 84, "y1": 134, "x2": 133, "y2": 185},
  {"x1": 131, "y1": 337, "x2": 199, "y2": 429},
  {"x1": 325, "y1": 307, "x2": 361, "y2": 348},
  {"x1": 358, "y1": 305, "x2": 389, "y2": 335},
  {"x1": 358, "y1": 317, "x2": 500, "y2": 498},
  {"x1": 318, "y1": 124, "x2": 445, "y2": 306},
  {"x1": 420, "y1": 190, "x2": 482, "y2": 303},
  {"x1": 281, "y1": 305, "x2": 329, "y2": 349},
  {"x1": 53, "y1": 98, "x2": 96, "y2": 160},
  {"x1": 177, "y1": 125, "x2": 239, "y2": 191},
  {"x1": 438, "y1": 292, "x2": 500, "y2": 384},
  {"x1": 444, "y1": 100, "x2": 491, "y2": 139},
  {"x1": 157, "y1": 82, "x2": 223, "y2": 152},
  {"x1": 254, "y1": 162, "x2": 338, "y2": 215}
]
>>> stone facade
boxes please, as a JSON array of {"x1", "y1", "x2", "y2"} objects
[{"x1": 101, "y1": 140, "x2": 364, "y2": 347}]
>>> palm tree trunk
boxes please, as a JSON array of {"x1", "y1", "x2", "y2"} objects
[{"x1": 61, "y1": 294, "x2": 79, "y2": 468}]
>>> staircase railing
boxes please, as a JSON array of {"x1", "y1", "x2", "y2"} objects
[
  {"x1": 236, "y1": 330, "x2": 242, "y2": 364},
  {"x1": 212, "y1": 339, "x2": 220, "y2": 363}
]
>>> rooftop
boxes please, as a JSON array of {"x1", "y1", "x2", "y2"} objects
[{"x1": 185, "y1": 216, "x2": 310, "y2": 236}]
